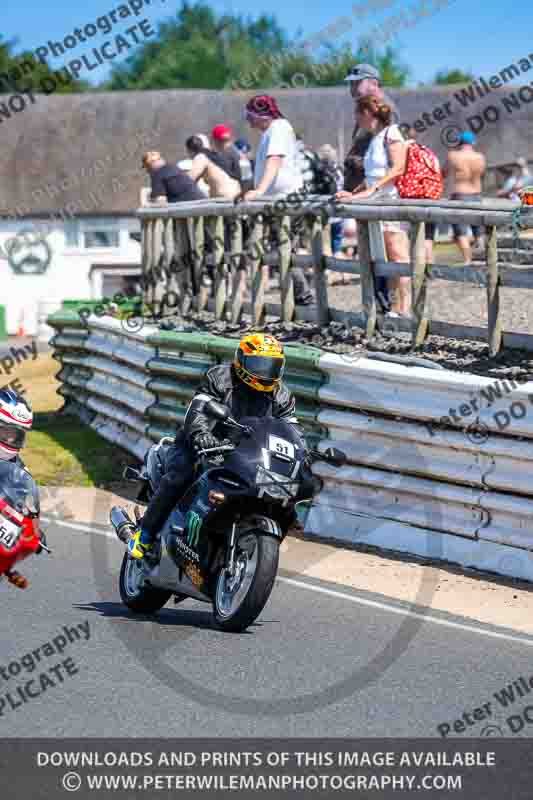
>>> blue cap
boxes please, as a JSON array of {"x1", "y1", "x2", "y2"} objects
[
  {"x1": 234, "y1": 138, "x2": 251, "y2": 153},
  {"x1": 460, "y1": 131, "x2": 476, "y2": 145}
]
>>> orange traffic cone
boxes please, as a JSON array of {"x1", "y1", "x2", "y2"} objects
[{"x1": 17, "y1": 310, "x2": 25, "y2": 337}]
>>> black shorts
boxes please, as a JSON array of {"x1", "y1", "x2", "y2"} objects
[{"x1": 425, "y1": 223, "x2": 436, "y2": 241}]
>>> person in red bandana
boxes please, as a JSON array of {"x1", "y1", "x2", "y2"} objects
[
  {"x1": 243, "y1": 95, "x2": 303, "y2": 200},
  {"x1": 243, "y1": 95, "x2": 313, "y2": 305}
]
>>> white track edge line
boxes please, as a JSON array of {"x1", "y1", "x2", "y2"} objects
[
  {"x1": 43, "y1": 516, "x2": 533, "y2": 647},
  {"x1": 279, "y1": 576, "x2": 533, "y2": 647}
]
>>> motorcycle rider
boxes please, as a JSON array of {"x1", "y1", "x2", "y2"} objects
[
  {"x1": 0, "y1": 388, "x2": 36, "y2": 588},
  {"x1": 128, "y1": 333, "x2": 301, "y2": 559}
]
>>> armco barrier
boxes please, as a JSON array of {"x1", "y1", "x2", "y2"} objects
[
  {"x1": 48, "y1": 311, "x2": 533, "y2": 583},
  {"x1": 47, "y1": 312, "x2": 325, "y2": 454}
]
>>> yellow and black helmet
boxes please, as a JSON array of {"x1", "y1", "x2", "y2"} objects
[{"x1": 233, "y1": 333, "x2": 285, "y2": 393}]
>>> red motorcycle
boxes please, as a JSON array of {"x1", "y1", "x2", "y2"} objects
[{"x1": 0, "y1": 460, "x2": 49, "y2": 589}]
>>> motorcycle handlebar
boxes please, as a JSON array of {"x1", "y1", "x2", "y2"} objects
[{"x1": 197, "y1": 444, "x2": 236, "y2": 456}]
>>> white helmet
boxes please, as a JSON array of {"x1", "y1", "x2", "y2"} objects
[{"x1": 0, "y1": 389, "x2": 33, "y2": 460}]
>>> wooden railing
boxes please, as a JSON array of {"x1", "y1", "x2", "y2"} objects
[{"x1": 137, "y1": 197, "x2": 533, "y2": 355}]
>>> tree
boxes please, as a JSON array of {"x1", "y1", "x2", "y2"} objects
[
  {"x1": 433, "y1": 68, "x2": 474, "y2": 85},
  {"x1": 0, "y1": 36, "x2": 88, "y2": 93},
  {"x1": 106, "y1": 2, "x2": 288, "y2": 90},
  {"x1": 105, "y1": 1, "x2": 411, "y2": 91}
]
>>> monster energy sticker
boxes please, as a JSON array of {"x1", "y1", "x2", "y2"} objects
[{"x1": 186, "y1": 511, "x2": 202, "y2": 548}]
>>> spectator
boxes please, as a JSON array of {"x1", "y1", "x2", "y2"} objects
[
  {"x1": 497, "y1": 157, "x2": 532, "y2": 202},
  {"x1": 142, "y1": 151, "x2": 204, "y2": 204},
  {"x1": 295, "y1": 131, "x2": 318, "y2": 192},
  {"x1": 343, "y1": 63, "x2": 400, "y2": 312},
  {"x1": 343, "y1": 64, "x2": 400, "y2": 192},
  {"x1": 244, "y1": 96, "x2": 303, "y2": 198},
  {"x1": 186, "y1": 135, "x2": 241, "y2": 200},
  {"x1": 211, "y1": 124, "x2": 242, "y2": 184},
  {"x1": 177, "y1": 156, "x2": 209, "y2": 197},
  {"x1": 243, "y1": 94, "x2": 313, "y2": 305},
  {"x1": 443, "y1": 131, "x2": 487, "y2": 264},
  {"x1": 336, "y1": 95, "x2": 411, "y2": 318},
  {"x1": 317, "y1": 144, "x2": 345, "y2": 261},
  {"x1": 234, "y1": 138, "x2": 254, "y2": 193}
]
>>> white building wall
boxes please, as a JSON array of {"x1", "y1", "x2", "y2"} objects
[{"x1": 0, "y1": 216, "x2": 141, "y2": 335}]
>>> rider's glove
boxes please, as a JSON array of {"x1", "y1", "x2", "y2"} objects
[{"x1": 192, "y1": 432, "x2": 222, "y2": 455}]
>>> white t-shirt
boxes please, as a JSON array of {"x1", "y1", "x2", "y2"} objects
[
  {"x1": 363, "y1": 124, "x2": 404, "y2": 198},
  {"x1": 254, "y1": 118, "x2": 303, "y2": 195}
]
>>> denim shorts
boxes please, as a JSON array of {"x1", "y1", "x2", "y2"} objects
[{"x1": 451, "y1": 193, "x2": 484, "y2": 239}]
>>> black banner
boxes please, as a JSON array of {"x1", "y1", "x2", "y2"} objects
[{"x1": 0, "y1": 739, "x2": 531, "y2": 798}]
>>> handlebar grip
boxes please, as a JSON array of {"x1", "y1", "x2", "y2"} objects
[{"x1": 197, "y1": 444, "x2": 235, "y2": 456}]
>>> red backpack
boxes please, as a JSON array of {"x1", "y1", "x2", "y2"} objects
[{"x1": 386, "y1": 129, "x2": 444, "y2": 200}]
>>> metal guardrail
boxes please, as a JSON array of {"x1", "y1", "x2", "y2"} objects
[
  {"x1": 137, "y1": 197, "x2": 533, "y2": 356},
  {"x1": 48, "y1": 314, "x2": 533, "y2": 582}
]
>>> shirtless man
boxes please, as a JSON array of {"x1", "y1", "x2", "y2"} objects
[
  {"x1": 443, "y1": 131, "x2": 487, "y2": 264},
  {"x1": 186, "y1": 135, "x2": 241, "y2": 200}
]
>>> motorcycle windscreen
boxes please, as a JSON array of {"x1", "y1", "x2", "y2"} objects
[
  {"x1": 222, "y1": 416, "x2": 306, "y2": 486},
  {"x1": 0, "y1": 461, "x2": 40, "y2": 516}
]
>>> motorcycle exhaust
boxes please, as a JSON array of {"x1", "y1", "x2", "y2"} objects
[{"x1": 110, "y1": 506, "x2": 136, "y2": 544}]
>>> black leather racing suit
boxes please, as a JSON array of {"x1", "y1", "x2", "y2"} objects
[{"x1": 141, "y1": 363, "x2": 302, "y2": 538}]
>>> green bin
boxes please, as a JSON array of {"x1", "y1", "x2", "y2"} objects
[{"x1": 0, "y1": 306, "x2": 6, "y2": 341}]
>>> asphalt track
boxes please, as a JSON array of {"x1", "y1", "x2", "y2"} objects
[{"x1": 2, "y1": 517, "x2": 533, "y2": 738}]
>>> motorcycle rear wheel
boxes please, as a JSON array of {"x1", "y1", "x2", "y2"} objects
[
  {"x1": 119, "y1": 553, "x2": 173, "y2": 613},
  {"x1": 213, "y1": 532, "x2": 279, "y2": 633}
]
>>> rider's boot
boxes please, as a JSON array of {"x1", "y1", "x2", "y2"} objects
[
  {"x1": 6, "y1": 570, "x2": 29, "y2": 589},
  {"x1": 127, "y1": 527, "x2": 153, "y2": 560}
]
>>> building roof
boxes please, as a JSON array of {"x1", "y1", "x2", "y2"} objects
[{"x1": 1, "y1": 86, "x2": 532, "y2": 217}]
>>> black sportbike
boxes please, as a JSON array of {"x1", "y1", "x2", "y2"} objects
[{"x1": 110, "y1": 400, "x2": 346, "y2": 633}]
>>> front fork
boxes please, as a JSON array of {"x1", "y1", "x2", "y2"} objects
[{"x1": 225, "y1": 521, "x2": 237, "y2": 577}]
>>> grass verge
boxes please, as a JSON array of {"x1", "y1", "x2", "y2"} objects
[{"x1": 16, "y1": 350, "x2": 132, "y2": 487}]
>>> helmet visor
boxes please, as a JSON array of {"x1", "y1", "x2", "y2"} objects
[
  {"x1": 0, "y1": 425, "x2": 26, "y2": 450},
  {"x1": 239, "y1": 354, "x2": 284, "y2": 384}
]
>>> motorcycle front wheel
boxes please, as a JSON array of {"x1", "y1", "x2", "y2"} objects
[{"x1": 213, "y1": 531, "x2": 280, "y2": 633}]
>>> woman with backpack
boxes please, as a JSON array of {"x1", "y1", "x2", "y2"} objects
[
  {"x1": 337, "y1": 96, "x2": 443, "y2": 318},
  {"x1": 336, "y1": 95, "x2": 411, "y2": 317}
]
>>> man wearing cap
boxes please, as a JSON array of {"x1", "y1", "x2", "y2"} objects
[
  {"x1": 343, "y1": 63, "x2": 400, "y2": 192},
  {"x1": 343, "y1": 63, "x2": 400, "y2": 311},
  {"x1": 443, "y1": 131, "x2": 486, "y2": 264},
  {"x1": 211, "y1": 124, "x2": 242, "y2": 185}
]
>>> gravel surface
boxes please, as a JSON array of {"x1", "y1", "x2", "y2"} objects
[
  {"x1": 153, "y1": 236, "x2": 533, "y2": 381},
  {"x1": 159, "y1": 307, "x2": 533, "y2": 382}
]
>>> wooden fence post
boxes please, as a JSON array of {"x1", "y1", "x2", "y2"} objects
[
  {"x1": 250, "y1": 214, "x2": 266, "y2": 326},
  {"x1": 311, "y1": 217, "x2": 330, "y2": 326},
  {"x1": 141, "y1": 218, "x2": 151, "y2": 298},
  {"x1": 410, "y1": 221, "x2": 429, "y2": 345},
  {"x1": 229, "y1": 217, "x2": 245, "y2": 324},
  {"x1": 357, "y1": 220, "x2": 377, "y2": 337},
  {"x1": 190, "y1": 216, "x2": 204, "y2": 298},
  {"x1": 279, "y1": 215, "x2": 294, "y2": 322},
  {"x1": 174, "y1": 219, "x2": 192, "y2": 314},
  {"x1": 486, "y1": 224, "x2": 502, "y2": 355},
  {"x1": 213, "y1": 216, "x2": 226, "y2": 320}
]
